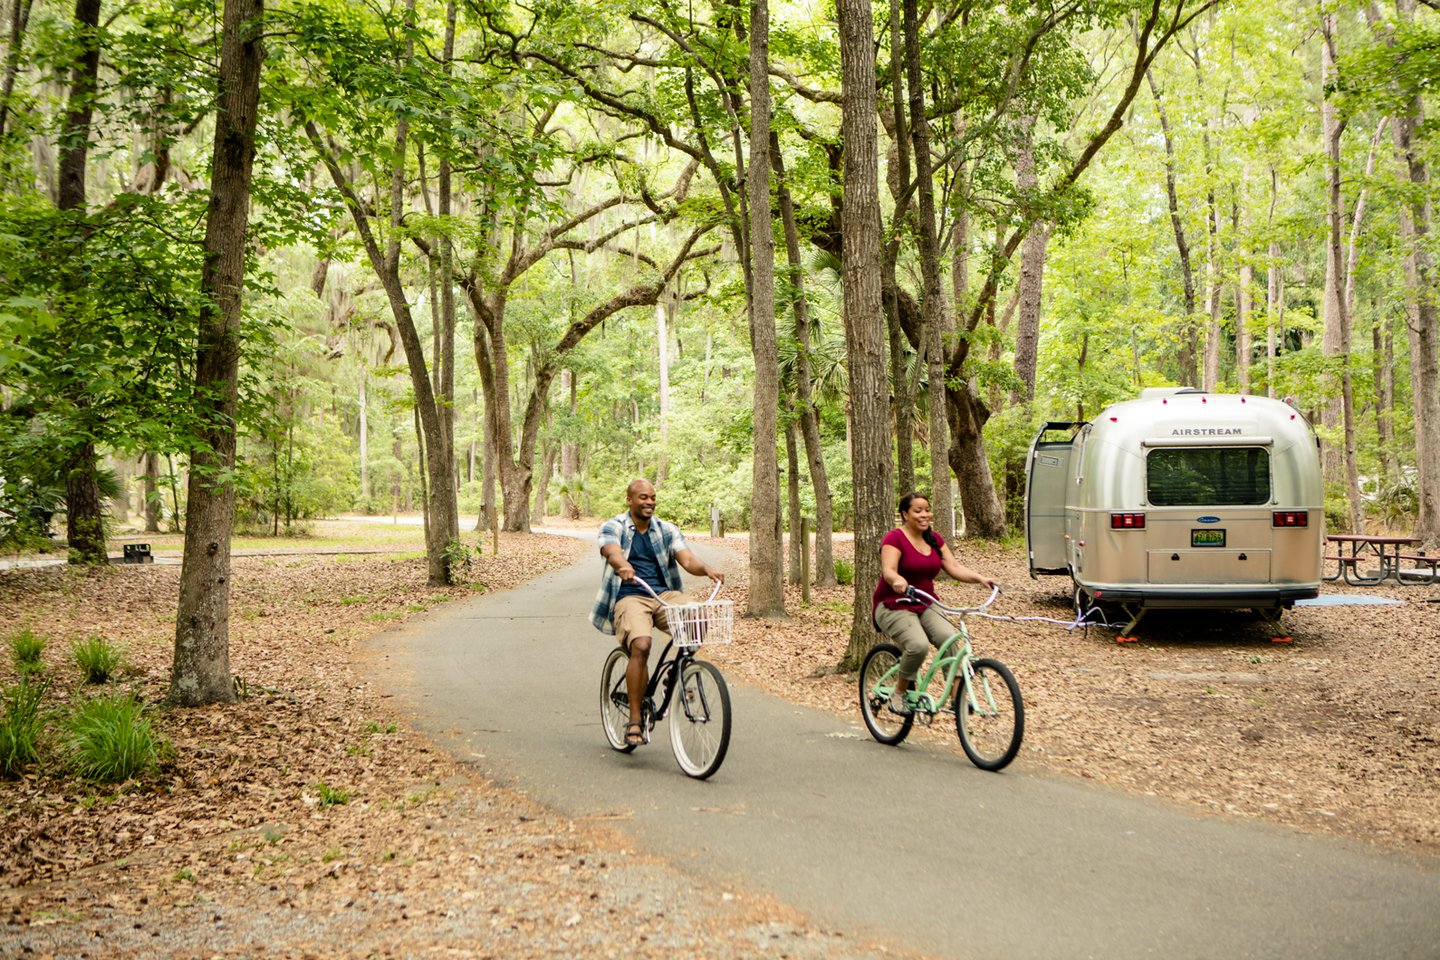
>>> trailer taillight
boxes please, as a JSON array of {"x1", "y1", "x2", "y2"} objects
[
  {"x1": 1272, "y1": 511, "x2": 1308, "y2": 527},
  {"x1": 1110, "y1": 513, "x2": 1146, "y2": 529}
]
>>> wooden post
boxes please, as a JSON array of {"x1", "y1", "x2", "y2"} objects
[
  {"x1": 800, "y1": 516, "x2": 812, "y2": 604},
  {"x1": 711, "y1": 504, "x2": 721, "y2": 538},
  {"x1": 492, "y1": 513, "x2": 500, "y2": 555}
]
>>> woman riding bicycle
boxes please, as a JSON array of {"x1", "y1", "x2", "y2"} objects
[{"x1": 872, "y1": 491, "x2": 998, "y2": 717}]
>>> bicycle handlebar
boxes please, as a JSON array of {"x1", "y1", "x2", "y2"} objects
[
  {"x1": 903, "y1": 583, "x2": 1001, "y2": 616},
  {"x1": 631, "y1": 576, "x2": 725, "y2": 604}
]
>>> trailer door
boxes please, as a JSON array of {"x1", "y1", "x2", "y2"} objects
[
  {"x1": 1026, "y1": 423, "x2": 1078, "y2": 575},
  {"x1": 1142, "y1": 441, "x2": 1274, "y2": 585}
]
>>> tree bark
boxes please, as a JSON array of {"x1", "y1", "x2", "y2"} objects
[
  {"x1": 1320, "y1": 15, "x2": 1365, "y2": 530},
  {"x1": 900, "y1": 0, "x2": 953, "y2": 540},
  {"x1": 171, "y1": 0, "x2": 263, "y2": 707},
  {"x1": 1391, "y1": 1, "x2": 1440, "y2": 545},
  {"x1": 772, "y1": 135, "x2": 835, "y2": 586},
  {"x1": 746, "y1": 0, "x2": 784, "y2": 616},
  {"x1": 1147, "y1": 68, "x2": 1199, "y2": 386},
  {"x1": 143, "y1": 452, "x2": 161, "y2": 533},
  {"x1": 0, "y1": 0, "x2": 33, "y2": 140},
  {"x1": 837, "y1": 0, "x2": 892, "y2": 667},
  {"x1": 785, "y1": 417, "x2": 801, "y2": 584},
  {"x1": 57, "y1": 0, "x2": 105, "y2": 565}
]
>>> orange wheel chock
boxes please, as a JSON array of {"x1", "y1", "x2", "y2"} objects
[
  {"x1": 1270, "y1": 636, "x2": 1294, "y2": 644},
  {"x1": 1116, "y1": 635, "x2": 1140, "y2": 644}
]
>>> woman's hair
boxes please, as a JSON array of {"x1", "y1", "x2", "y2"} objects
[{"x1": 897, "y1": 491, "x2": 940, "y2": 551}]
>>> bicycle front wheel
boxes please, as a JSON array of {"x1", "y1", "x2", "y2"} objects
[
  {"x1": 955, "y1": 657, "x2": 1023, "y2": 771},
  {"x1": 859, "y1": 643, "x2": 914, "y2": 745},
  {"x1": 600, "y1": 646, "x2": 636, "y2": 753},
  {"x1": 669, "y1": 659, "x2": 731, "y2": 779}
]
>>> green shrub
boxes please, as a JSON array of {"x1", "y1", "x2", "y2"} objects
[
  {"x1": 10, "y1": 627, "x2": 45, "y2": 673},
  {"x1": 72, "y1": 636, "x2": 122, "y2": 684},
  {"x1": 66, "y1": 693, "x2": 165, "y2": 782},
  {"x1": 833, "y1": 558, "x2": 854, "y2": 585},
  {"x1": 0, "y1": 673, "x2": 48, "y2": 777}
]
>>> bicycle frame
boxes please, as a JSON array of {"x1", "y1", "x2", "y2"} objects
[
  {"x1": 875, "y1": 585, "x2": 1002, "y2": 720},
  {"x1": 625, "y1": 579, "x2": 726, "y2": 728}
]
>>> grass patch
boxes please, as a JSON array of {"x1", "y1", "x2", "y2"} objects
[
  {"x1": 71, "y1": 636, "x2": 122, "y2": 684},
  {"x1": 0, "y1": 673, "x2": 48, "y2": 777},
  {"x1": 66, "y1": 693, "x2": 167, "y2": 782},
  {"x1": 10, "y1": 627, "x2": 46, "y2": 673},
  {"x1": 339, "y1": 595, "x2": 369, "y2": 606},
  {"x1": 315, "y1": 782, "x2": 351, "y2": 808},
  {"x1": 365, "y1": 609, "x2": 405, "y2": 623},
  {"x1": 833, "y1": 558, "x2": 854, "y2": 585}
]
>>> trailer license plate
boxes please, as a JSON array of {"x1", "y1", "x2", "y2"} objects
[{"x1": 1191, "y1": 529, "x2": 1226, "y2": 547}]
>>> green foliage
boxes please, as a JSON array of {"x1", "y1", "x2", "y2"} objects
[
  {"x1": 833, "y1": 558, "x2": 854, "y2": 586},
  {"x1": 66, "y1": 693, "x2": 166, "y2": 782},
  {"x1": 442, "y1": 538, "x2": 477, "y2": 577},
  {"x1": 10, "y1": 627, "x2": 45, "y2": 673},
  {"x1": 72, "y1": 636, "x2": 123, "y2": 685},
  {"x1": 0, "y1": 673, "x2": 49, "y2": 777}
]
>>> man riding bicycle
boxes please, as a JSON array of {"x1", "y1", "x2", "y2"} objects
[{"x1": 590, "y1": 479, "x2": 723, "y2": 746}]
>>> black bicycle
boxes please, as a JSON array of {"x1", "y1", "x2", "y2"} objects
[{"x1": 599, "y1": 581, "x2": 734, "y2": 779}]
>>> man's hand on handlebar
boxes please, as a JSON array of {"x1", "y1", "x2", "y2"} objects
[{"x1": 616, "y1": 563, "x2": 635, "y2": 581}]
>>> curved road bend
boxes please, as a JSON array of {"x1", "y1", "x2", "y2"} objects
[{"x1": 369, "y1": 544, "x2": 1439, "y2": 960}]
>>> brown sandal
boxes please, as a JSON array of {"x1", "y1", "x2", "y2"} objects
[{"x1": 624, "y1": 722, "x2": 645, "y2": 746}]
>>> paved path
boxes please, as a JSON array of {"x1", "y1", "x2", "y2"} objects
[{"x1": 370, "y1": 547, "x2": 1440, "y2": 960}]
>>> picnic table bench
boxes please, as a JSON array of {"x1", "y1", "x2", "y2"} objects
[{"x1": 1325, "y1": 534, "x2": 1436, "y2": 586}]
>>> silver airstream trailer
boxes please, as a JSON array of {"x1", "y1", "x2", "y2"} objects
[{"x1": 1025, "y1": 389, "x2": 1323, "y2": 630}]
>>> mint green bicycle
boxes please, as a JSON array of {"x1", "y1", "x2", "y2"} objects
[{"x1": 859, "y1": 585, "x2": 1024, "y2": 771}]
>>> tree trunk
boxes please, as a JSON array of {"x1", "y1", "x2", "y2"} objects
[
  {"x1": 888, "y1": 301, "x2": 914, "y2": 493},
  {"x1": 899, "y1": 0, "x2": 953, "y2": 540},
  {"x1": 1320, "y1": 14, "x2": 1346, "y2": 479},
  {"x1": 56, "y1": 0, "x2": 105, "y2": 565},
  {"x1": 946, "y1": 381, "x2": 1006, "y2": 537},
  {"x1": 1010, "y1": 114, "x2": 1049, "y2": 402},
  {"x1": 838, "y1": 0, "x2": 893, "y2": 667},
  {"x1": 772, "y1": 135, "x2": 835, "y2": 586},
  {"x1": 785, "y1": 417, "x2": 802, "y2": 585},
  {"x1": 1391, "y1": 1, "x2": 1440, "y2": 545},
  {"x1": 143, "y1": 452, "x2": 161, "y2": 533},
  {"x1": 746, "y1": 0, "x2": 784, "y2": 617},
  {"x1": 561, "y1": 369, "x2": 580, "y2": 519},
  {"x1": 358, "y1": 369, "x2": 370, "y2": 506},
  {"x1": 1148, "y1": 68, "x2": 1199, "y2": 386},
  {"x1": 171, "y1": 0, "x2": 263, "y2": 707},
  {"x1": 0, "y1": 0, "x2": 33, "y2": 140},
  {"x1": 533, "y1": 441, "x2": 556, "y2": 522}
]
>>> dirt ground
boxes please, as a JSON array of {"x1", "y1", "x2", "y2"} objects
[{"x1": 1, "y1": 519, "x2": 1437, "y2": 958}]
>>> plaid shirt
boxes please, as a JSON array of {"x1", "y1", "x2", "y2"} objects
[{"x1": 589, "y1": 512, "x2": 689, "y2": 634}]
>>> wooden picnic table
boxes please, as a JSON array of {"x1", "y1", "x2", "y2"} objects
[{"x1": 1324, "y1": 534, "x2": 1429, "y2": 585}]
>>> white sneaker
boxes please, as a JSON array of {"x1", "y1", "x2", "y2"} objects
[{"x1": 888, "y1": 690, "x2": 913, "y2": 717}]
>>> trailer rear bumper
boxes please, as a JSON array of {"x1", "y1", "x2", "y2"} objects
[{"x1": 1083, "y1": 585, "x2": 1320, "y2": 609}]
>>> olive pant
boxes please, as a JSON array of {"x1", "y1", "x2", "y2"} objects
[{"x1": 874, "y1": 604, "x2": 955, "y2": 679}]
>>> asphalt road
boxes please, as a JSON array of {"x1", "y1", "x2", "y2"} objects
[{"x1": 369, "y1": 544, "x2": 1440, "y2": 960}]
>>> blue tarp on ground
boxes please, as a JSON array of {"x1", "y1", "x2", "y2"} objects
[{"x1": 1296, "y1": 594, "x2": 1404, "y2": 606}]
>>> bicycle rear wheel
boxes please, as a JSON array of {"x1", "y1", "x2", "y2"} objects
[
  {"x1": 669, "y1": 659, "x2": 731, "y2": 779},
  {"x1": 859, "y1": 643, "x2": 914, "y2": 745},
  {"x1": 600, "y1": 646, "x2": 637, "y2": 753},
  {"x1": 955, "y1": 657, "x2": 1023, "y2": 771}
]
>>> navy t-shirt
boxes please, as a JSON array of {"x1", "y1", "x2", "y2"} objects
[{"x1": 617, "y1": 527, "x2": 667, "y2": 599}]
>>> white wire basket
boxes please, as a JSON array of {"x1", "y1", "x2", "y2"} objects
[{"x1": 666, "y1": 599, "x2": 735, "y2": 648}]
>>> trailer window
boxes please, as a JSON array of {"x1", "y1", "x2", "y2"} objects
[{"x1": 1146, "y1": 447, "x2": 1271, "y2": 506}]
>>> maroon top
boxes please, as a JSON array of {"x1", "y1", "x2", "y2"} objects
[{"x1": 872, "y1": 527, "x2": 945, "y2": 619}]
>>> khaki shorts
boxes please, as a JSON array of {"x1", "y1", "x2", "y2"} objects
[{"x1": 614, "y1": 591, "x2": 686, "y2": 651}]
